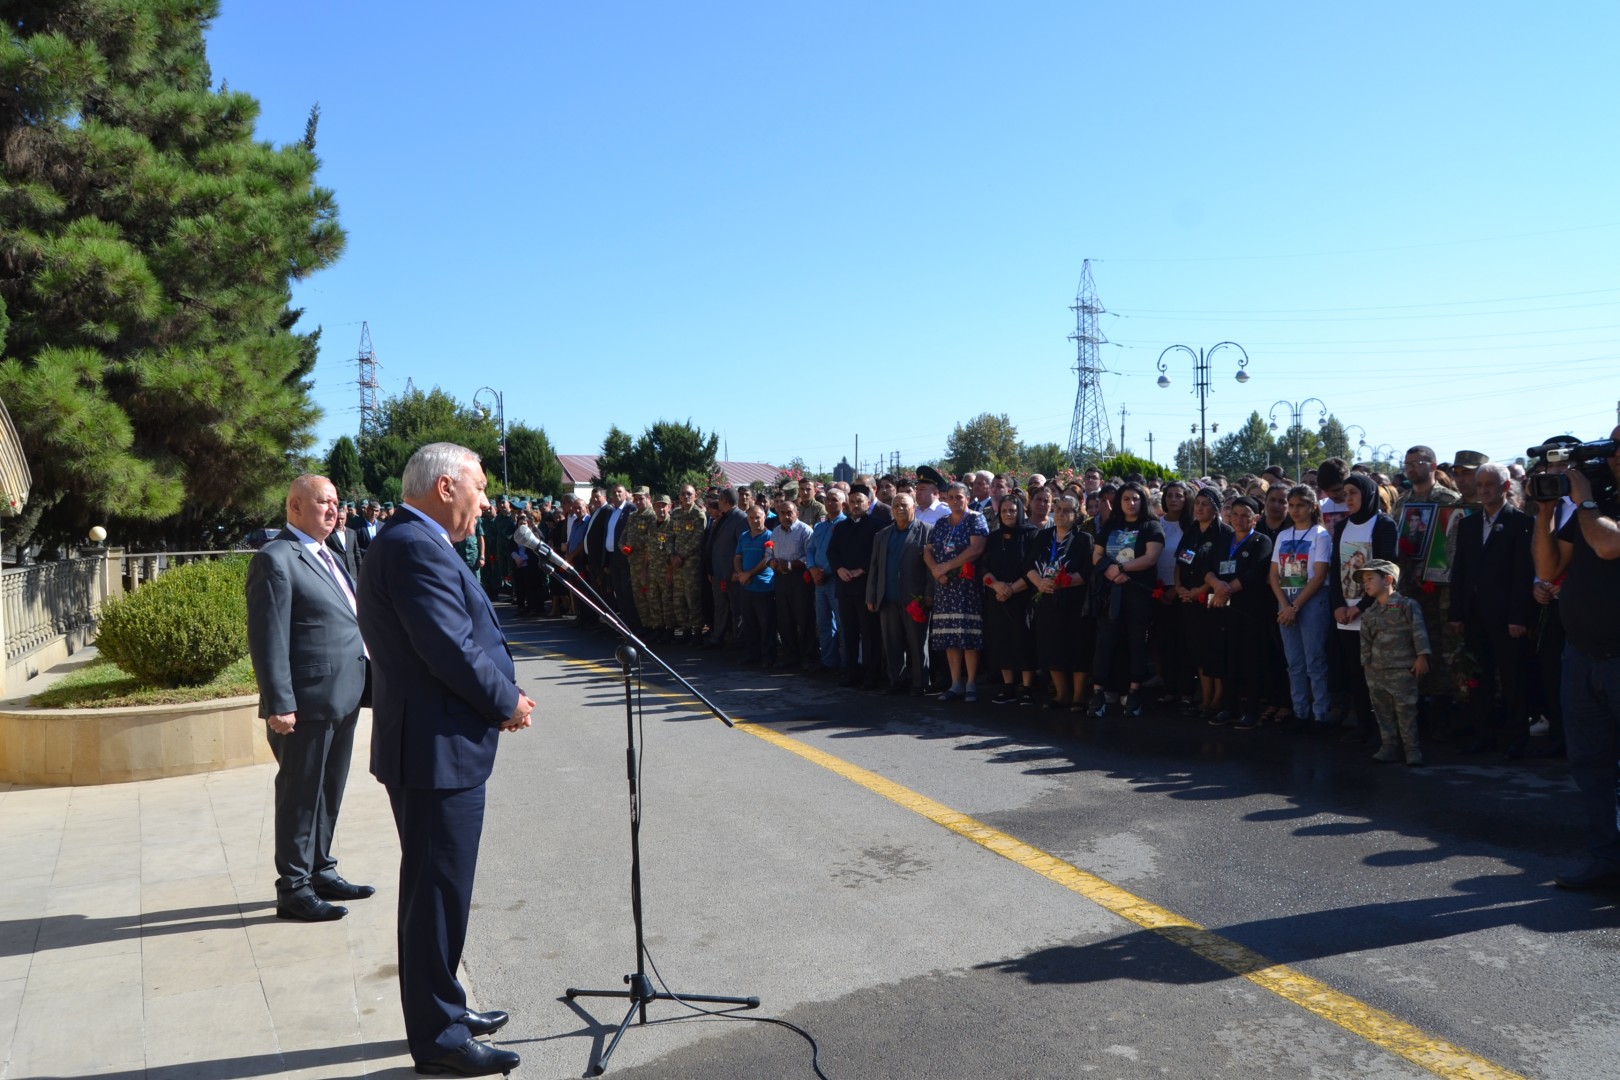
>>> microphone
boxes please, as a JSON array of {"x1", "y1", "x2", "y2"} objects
[{"x1": 532, "y1": 539, "x2": 572, "y2": 572}]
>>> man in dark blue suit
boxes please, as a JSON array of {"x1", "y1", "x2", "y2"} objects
[{"x1": 358, "y1": 443, "x2": 535, "y2": 1078}]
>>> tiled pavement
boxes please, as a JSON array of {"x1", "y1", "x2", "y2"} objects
[{"x1": 0, "y1": 708, "x2": 423, "y2": 1079}]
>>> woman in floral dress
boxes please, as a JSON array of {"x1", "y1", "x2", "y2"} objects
[{"x1": 923, "y1": 483, "x2": 989, "y2": 701}]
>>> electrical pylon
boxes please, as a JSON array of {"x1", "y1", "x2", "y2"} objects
[{"x1": 1066, "y1": 260, "x2": 1113, "y2": 468}]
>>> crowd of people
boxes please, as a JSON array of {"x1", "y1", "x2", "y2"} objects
[{"x1": 465, "y1": 444, "x2": 1599, "y2": 780}]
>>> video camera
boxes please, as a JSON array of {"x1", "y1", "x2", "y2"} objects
[{"x1": 1525, "y1": 438, "x2": 1619, "y2": 502}]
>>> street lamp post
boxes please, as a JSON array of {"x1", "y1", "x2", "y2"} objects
[
  {"x1": 1156, "y1": 342, "x2": 1251, "y2": 478},
  {"x1": 1369, "y1": 442, "x2": 1396, "y2": 466},
  {"x1": 473, "y1": 386, "x2": 507, "y2": 494},
  {"x1": 1268, "y1": 398, "x2": 1328, "y2": 480},
  {"x1": 1344, "y1": 424, "x2": 1368, "y2": 461}
]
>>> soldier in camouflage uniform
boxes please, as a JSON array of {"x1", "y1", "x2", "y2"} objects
[
  {"x1": 669, "y1": 484, "x2": 707, "y2": 641},
  {"x1": 1357, "y1": 559, "x2": 1432, "y2": 766},
  {"x1": 794, "y1": 481, "x2": 825, "y2": 526},
  {"x1": 1392, "y1": 445, "x2": 1464, "y2": 715},
  {"x1": 623, "y1": 488, "x2": 662, "y2": 637},
  {"x1": 644, "y1": 494, "x2": 678, "y2": 639}
]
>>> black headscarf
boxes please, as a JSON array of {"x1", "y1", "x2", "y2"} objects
[{"x1": 1345, "y1": 472, "x2": 1379, "y2": 525}]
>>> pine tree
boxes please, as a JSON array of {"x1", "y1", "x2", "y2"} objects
[
  {"x1": 0, "y1": 1, "x2": 344, "y2": 550},
  {"x1": 325, "y1": 435, "x2": 363, "y2": 498}
]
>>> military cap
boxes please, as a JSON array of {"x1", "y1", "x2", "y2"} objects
[
  {"x1": 633, "y1": 485, "x2": 651, "y2": 496},
  {"x1": 1356, "y1": 558, "x2": 1401, "y2": 585},
  {"x1": 916, "y1": 465, "x2": 947, "y2": 488},
  {"x1": 495, "y1": 494, "x2": 509, "y2": 504},
  {"x1": 779, "y1": 481, "x2": 800, "y2": 497},
  {"x1": 1452, "y1": 451, "x2": 1489, "y2": 470},
  {"x1": 381, "y1": 501, "x2": 394, "y2": 509},
  {"x1": 653, "y1": 492, "x2": 672, "y2": 505},
  {"x1": 512, "y1": 497, "x2": 527, "y2": 509}
]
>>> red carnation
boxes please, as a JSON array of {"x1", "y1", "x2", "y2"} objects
[
  {"x1": 1151, "y1": 584, "x2": 1165, "y2": 601},
  {"x1": 1421, "y1": 581, "x2": 1436, "y2": 594},
  {"x1": 1466, "y1": 678, "x2": 1481, "y2": 690},
  {"x1": 764, "y1": 539, "x2": 774, "y2": 549},
  {"x1": 621, "y1": 545, "x2": 632, "y2": 555},
  {"x1": 720, "y1": 581, "x2": 728, "y2": 592},
  {"x1": 1055, "y1": 569, "x2": 1073, "y2": 589},
  {"x1": 803, "y1": 571, "x2": 813, "y2": 584},
  {"x1": 906, "y1": 599, "x2": 927, "y2": 624},
  {"x1": 959, "y1": 561, "x2": 976, "y2": 581}
]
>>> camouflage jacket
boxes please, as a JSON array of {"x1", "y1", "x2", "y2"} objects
[
  {"x1": 1359, "y1": 594, "x2": 1431, "y2": 673},
  {"x1": 669, "y1": 506, "x2": 706, "y2": 559}
]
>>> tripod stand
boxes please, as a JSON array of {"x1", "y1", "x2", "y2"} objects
[{"x1": 536, "y1": 547, "x2": 759, "y2": 1076}]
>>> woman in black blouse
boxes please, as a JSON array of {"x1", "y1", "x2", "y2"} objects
[
  {"x1": 1176, "y1": 487, "x2": 1232, "y2": 722},
  {"x1": 981, "y1": 494, "x2": 1039, "y2": 704},
  {"x1": 1090, "y1": 483, "x2": 1166, "y2": 718},
  {"x1": 1205, "y1": 496, "x2": 1275, "y2": 729},
  {"x1": 1025, "y1": 496, "x2": 1095, "y2": 711}
]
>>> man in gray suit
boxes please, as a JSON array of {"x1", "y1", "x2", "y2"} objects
[
  {"x1": 247, "y1": 474, "x2": 372, "y2": 922},
  {"x1": 867, "y1": 493, "x2": 933, "y2": 694}
]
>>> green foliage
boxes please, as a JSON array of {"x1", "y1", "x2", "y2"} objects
[
  {"x1": 504, "y1": 422, "x2": 562, "y2": 496},
  {"x1": 595, "y1": 419, "x2": 718, "y2": 497},
  {"x1": 358, "y1": 387, "x2": 498, "y2": 495},
  {"x1": 1019, "y1": 442, "x2": 1069, "y2": 478},
  {"x1": 325, "y1": 435, "x2": 364, "y2": 497},
  {"x1": 0, "y1": 1, "x2": 345, "y2": 552},
  {"x1": 1093, "y1": 452, "x2": 1176, "y2": 482},
  {"x1": 944, "y1": 413, "x2": 1022, "y2": 475},
  {"x1": 94, "y1": 556, "x2": 251, "y2": 687}
]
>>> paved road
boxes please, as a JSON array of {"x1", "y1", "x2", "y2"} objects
[{"x1": 462, "y1": 617, "x2": 1618, "y2": 1080}]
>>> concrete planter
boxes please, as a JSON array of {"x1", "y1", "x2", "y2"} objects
[{"x1": 0, "y1": 695, "x2": 272, "y2": 785}]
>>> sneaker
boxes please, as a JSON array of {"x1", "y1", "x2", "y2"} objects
[
  {"x1": 1018, "y1": 689, "x2": 1035, "y2": 706},
  {"x1": 1371, "y1": 746, "x2": 1402, "y2": 763},
  {"x1": 1529, "y1": 717, "x2": 1550, "y2": 736},
  {"x1": 1122, "y1": 692, "x2": 1143, "y2": 718},
  {"x1": 1088, "y1": 695, "x2": 1108, "y2": 718},
  {"x1": 992, "y1": 688, "x2": 1018, "y2": 705},
  {"x1": 1231, "y1": 714, "x2": 1260, "y2": 731},
  {"x1": 1205, "y1": 710, "x2": 1227, "y2": 727}
]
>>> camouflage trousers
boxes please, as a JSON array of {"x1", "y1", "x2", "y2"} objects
[
  {"x1": 1369, "y1": 669, "x2": 1422, "y2": 762},
  {"x1": 631, "y1": 562, "x2": 672, "y2": 630},
  {"x1": 672, "y1": 563, "x2": 704, "y2": 632}
]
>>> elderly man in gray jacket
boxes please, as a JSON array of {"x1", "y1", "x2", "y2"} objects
[{"x1": 867, "y1": 493, "x2": 934, "y2": 695}]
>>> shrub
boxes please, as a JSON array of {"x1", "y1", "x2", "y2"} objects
[{"x1": 95, "y1": 557, "x2": 251, "y2": 687}]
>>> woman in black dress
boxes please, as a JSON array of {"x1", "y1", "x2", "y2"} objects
[
  {"x1": 1176, "y1": 486, "x2": 1233, "y2": 722},
  {"x1": 981, "y1": 494, "x2": 1039, "y2": 704},
  {"x1": 1025, "y1": 495, "x2": 1095, "y2": 711}
]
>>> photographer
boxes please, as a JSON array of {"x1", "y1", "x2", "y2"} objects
[{"x1": 1532, "y1": 425, "x2": 1620, "y2": 891}]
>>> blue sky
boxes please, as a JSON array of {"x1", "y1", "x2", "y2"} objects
[{"x1": 206, "y1": 2, "x2": 1620, "y2": 476}]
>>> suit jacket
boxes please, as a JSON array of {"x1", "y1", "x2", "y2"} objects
[
  {"x1": 246, "y1": 531, "x2": 368, "y2": 723},
  {"x1": 707, "y1": 507, "x2": 747, "y2": 579},
  {"x1": 1448, "y1": 505, "x2": 1534, "y2": 630},
  {"x1": 866, "y1": 521, "x2": 933, "y2": 607},
  {"x1": 358, "y1": 511, "x2": 522, "y2": 790},
  {"x1": 354, "y1": 517, "x2": 382, "y2": 557},
  {"x1": 326, "y1": 526, "x2": 360, "y2": 580},
  {"x1": 586, "y1": 502, "x2": 620, "y2": 577}
]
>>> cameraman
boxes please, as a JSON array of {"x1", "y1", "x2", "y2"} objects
[{"x1": 1533, "y1": 425, "x2": 1620, "y2": 890}]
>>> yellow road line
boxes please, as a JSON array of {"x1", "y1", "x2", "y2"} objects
[{"x1": 510, "y1": 643, "x2": 1527, "y2": 1080}]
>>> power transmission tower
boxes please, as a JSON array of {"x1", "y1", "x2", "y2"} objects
[
  {"x1": 1066, "y1": 260, "x2": 1113, "y2": 469},
  {"x1": 355, "y1": 322, "x2": 380, "y2": 443},
  {"x1": 1118, "y1": 405, "x2": 1129, "y2": 454}
]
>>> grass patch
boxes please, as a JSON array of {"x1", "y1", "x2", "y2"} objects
[{"x1": 28, "y1": 655, "x2": 257, "y2": 709}]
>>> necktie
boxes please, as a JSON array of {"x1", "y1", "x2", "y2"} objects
[{"x1": 317, "y1": 545, "x2": 357, "y2": 613}]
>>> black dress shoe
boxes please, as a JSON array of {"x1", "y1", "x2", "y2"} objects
[
  {"x1": 1553, "y1": 862, "x2": 1620, "y2": 891},
  {"x1": 276, "y1": 893, "x2": 347, "y2": 922},
  {"x1": 416, "y1": 1038, "x2": 520, "y2": 1076},
  {"x1": 460, "y1": 1009, "x2": 510, "y2": 1037},
  {"x1": 313, "y1": 876, "x2": 376, "y2": 902}
]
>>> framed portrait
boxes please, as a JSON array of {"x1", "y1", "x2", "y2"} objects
[
  {"x1": 1396, "y1": 502, "x2": 1438, "y2": 565},
  {"x1": 1423, "y1": 504, "x2": 1477, "y2": 584}
]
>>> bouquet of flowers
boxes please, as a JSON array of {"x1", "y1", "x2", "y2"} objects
[
  {"x1": 906, "y1": 596, "x2": 928, "y2": 624},
  {"x1": 1447, "y1": 641, "x2": 1484, "y2": 702}
]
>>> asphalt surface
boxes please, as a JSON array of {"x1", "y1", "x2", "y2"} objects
[{"x1": 460, "y1": 613, "x2": 1619, "y2": 1080}]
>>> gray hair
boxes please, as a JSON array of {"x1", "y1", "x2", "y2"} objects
[
  {"x1": 402, "y1": 442, "x2": 481, "y2": 499},
  {"x1": 945, "y1": 481, "x2": 971, "y2": 498},
  {"x1": 1475, "y1": 461, "x2": 1510, "y2": 489}
]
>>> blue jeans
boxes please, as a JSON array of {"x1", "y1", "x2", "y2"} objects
[
  {"x1": 1562, "y1": 644, "x2": 1620, "y2": 868},
  {"x1": 815, "y1": 581, "x2": 841, "y2": 667},
  {"x1": 1279, "y1": 591, "x2": 1333, "y2": 722}
]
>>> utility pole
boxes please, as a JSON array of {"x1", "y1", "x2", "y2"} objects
[
  {"x1": 1147, "y1": 432, "x2": 1155, "y2": 463},
  {"x1": 1118, "y1": 405, "x2": 1128, "y2": 454}
]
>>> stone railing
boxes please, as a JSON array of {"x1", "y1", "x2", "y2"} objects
[{"x1": 1, "y1": 548, "x2": 234, "y2": 696}]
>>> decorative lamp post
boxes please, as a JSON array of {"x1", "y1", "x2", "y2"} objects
[
  {"x1": 472, "y1": 387, "x2": 507, "y2": 495},
  {"x1": 1157, "y1": 342, "x2": 1250, "y2": 477},
  {"x1": 1268, "y1": 398, "x2": 1329, "y2": 480}
]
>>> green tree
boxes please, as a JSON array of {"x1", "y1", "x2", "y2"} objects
[
  {"x1": 0, "y1": 1, "x2": 344, "y2": 551},
  {"x1": 1018, "y1": 441, "x2": 1069, "y2": 478},
  {"x1": 1094, "y1": 452, "x2": 1176, "y2": 483},
  {"x1": 944, "y1": 413, "x2": 1021, "y2": 475},
  {"x1": 358, "y1": 387, "x2": 497, "y2": 495},
  {"x1": 504, "y1": 422, "x2": 562, "y2": 496},
  {"x1": 1204, "y1": 412, "x2": 1280, "y2": 478},
  {"x1": 325, "y1": 435, "x2": 363, "y2": 498},
  {"x1": 595, "y1": 419, "x2": 718, "y2": 497}
]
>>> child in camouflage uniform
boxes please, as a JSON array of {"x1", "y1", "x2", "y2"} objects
[{"x1": 1357, "y1": 559, "x2": 1432, "y2": 766}]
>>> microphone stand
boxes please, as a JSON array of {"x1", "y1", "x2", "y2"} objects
[{"x1": 532, "y1": 545, "x2": 759, "y2": 1076}]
